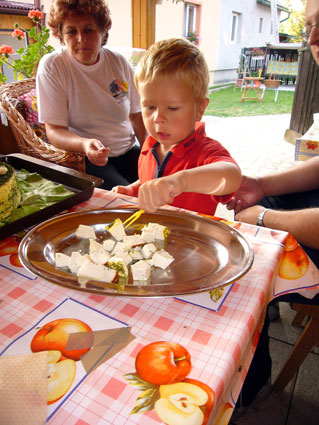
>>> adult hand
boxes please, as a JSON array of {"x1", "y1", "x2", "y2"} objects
[
  {"x1": 138, "y1": 174, "x2": 184, "y2": 212},
  {"x1": 226, "y1": 175, "x2": 265, "y2": 213},
  {"x1": 234, "y1": 204, "x2": 266, "y2": 225},
  {"x1": 84, "y1": 139, "x2": 110, "y2": 167}
]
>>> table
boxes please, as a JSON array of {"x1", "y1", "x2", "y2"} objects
[
  {"x1": 1, "y1": 189, "x2": 318, "y2": 425},
  {"x1": 240, "y1": 77, "x2": 263, "y2": 103}
]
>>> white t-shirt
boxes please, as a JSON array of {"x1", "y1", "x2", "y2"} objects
[{"x1": 36, "y1": 46, "x2": 141, "y2": 157}]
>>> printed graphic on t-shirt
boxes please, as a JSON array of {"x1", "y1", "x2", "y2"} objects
[{"x1": 109, "y1": 79, "x2": 129, "y2": 98}]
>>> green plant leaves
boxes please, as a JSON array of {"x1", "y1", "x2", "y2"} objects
[{"x1": 124, "y1": 373, "x2": 160, "y2": 414}]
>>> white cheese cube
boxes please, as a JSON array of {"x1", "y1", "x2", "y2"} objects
[
  {"x1": 89, "y1": 239, "x2": 104, "y2": 253},
  {"x1": 108, "y1": 257, "x2": 128, "y2": 278},
  {"x1": 112, "y1": 241, "x2": 126, "y2": 255},
  {"x1": 89, "y1": 239, "x2": 110, "y2": 265},
  {"x1": 102, "y1": 239, "x2": 116, "y2": 252},
  {"x1": 131, "y1": 260, "x2": 151, "y2": 281},
  {"x1": 141, "y1": 243, "x2": 157, "y2": 259},
  {"x1": 76, "y1": 224, "x2": 96, "y2": 239},
  {"x1": 122, "y1": 234, "x2": 145, "y2": 250},
  {"x1": 90, "y1": 250, "x2": 110, "y2": 265},
  {"x1": 77, "y1": 261, "x2": 117, "y2": 282},
  {"x1": 152, "y1": 249, "x2": 174, "y2": 269},
  {"x1": 55, "y1": 252, "x2": 71, "y2": 268},
  {"x1": 141, "y1": 228, "x2": 156, "y2": 243},
  {"x1": 69, "y1": 252, "x2": 90, "y2": 274},
  {"x1": 129, "y1": 250, "x2": 143, "y2": 261},
  {"x1": 141, "y1": 223, "x2": 169, "y2": 241},
  {"x1": 106, "y1": 218, "x2": 126, "y2": 241}
]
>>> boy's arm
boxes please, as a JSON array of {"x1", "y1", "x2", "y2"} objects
[{"x1": 138, "y1": 162, "x2": 241, "y2": 212}]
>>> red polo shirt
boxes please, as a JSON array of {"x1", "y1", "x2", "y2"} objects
[{"x1": 138, "y1": 122, "x2": 238, "y2": 215}]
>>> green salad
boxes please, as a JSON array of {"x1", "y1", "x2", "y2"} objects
[{"x1": 0, "y1": 169, "x2": 73, "y2": 227}]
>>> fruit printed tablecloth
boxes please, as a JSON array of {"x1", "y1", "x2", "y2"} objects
[{"x1": 0, "y1": 188, "x2": 318, "y2": 425}]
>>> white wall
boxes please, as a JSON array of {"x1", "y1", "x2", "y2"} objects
[{"x1": 213, "y1": 0, "x2": 283, "y2": 83}]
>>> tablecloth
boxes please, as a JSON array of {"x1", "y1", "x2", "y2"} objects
[{"x1": 1, "y1": 188, "x2": 318, "y2": 425}]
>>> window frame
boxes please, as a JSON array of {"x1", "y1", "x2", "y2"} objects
[
  {"x1": 184, "y1": 2, "x2": 197, "y2": 37},
  {"x1": 230, "y1": 12, "x2": 239, "y2": 44}
]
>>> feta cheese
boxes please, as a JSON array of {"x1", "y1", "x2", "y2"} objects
[
  {"x1": 76, "y1": 224, "x2": 96, "y2": 239},
  {"x1": 141, "y1": 223, "x2": 170, "y2": 242},
  {"x1": 112, "y1": 241, "x2": 126, "y2": 255},
  {"x1": 55, "y1": 252, "x2": 71, "y2": 268},
  {"x1": 77, "y1": 261, "x2": 117, "y2": 282},
  {"x1": 106, "y1": 218, "x2": 126, "y2": 241},
  {"x1": 108, "y1": 257, "x2": 128, "y2": 279},
  {"x1": 69, "y1": 252, "x2": 90, "y2": 274},
  {"x1": 89, "y1": 239, "x2": 104, "y2": 253},
  {"x1": 89, "y1": 239, "x2": 110, "y2": 265},
  {"x1": 90, "y1": 250, "x2": 110, "y2": 265},
  {"x1": 152, "y1": 249, "x2": 174, "y2": 269},
  {"x1": 102, "y1": 239, "x2": 116, "y2": 252},
  {"x1": 141, "y1": 243, "x2": 157, "y2": 259},
  {"x1": 131, "y1": 260, "x2": 151, "y2": 281},
  {"x1": 122, "y1": 234, "x2": 145, "y2": 250},
  {"x1": 129, "y1": 250, "x2": 143, "y2": 261}
]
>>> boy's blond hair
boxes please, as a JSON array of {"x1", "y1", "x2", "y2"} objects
[{"x1": 134, "y1": 38, "x2": 209, "y2": 101}]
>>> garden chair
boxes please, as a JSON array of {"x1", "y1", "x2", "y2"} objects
[{"x1": 0, "y1": 78, "x2": 85, "y2": 172}]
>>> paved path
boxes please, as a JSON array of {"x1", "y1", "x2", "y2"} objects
[{"x1": 202, "y1": 114, "x2": 297, "y2": 219}]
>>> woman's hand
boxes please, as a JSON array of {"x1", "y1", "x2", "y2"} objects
[{"x1": 84, "y1": 139, "x2": 110, "y2": 166}]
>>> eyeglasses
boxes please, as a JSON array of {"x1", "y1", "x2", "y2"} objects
[{"x1": 302, "y1": 24, "x2": 319, "y2": 43}]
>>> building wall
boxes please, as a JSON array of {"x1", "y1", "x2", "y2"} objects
[
  {"x1": 1, "y1": 0, "x2": 287, "y2": 86},
  {"x1": 213, "y1": 0, "x2": 282, "y2": 83}
]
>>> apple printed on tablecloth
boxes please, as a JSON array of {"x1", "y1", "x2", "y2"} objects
[
  {"x1": 124, "y1": 341, "x2": 216, "y2": 425},
  {"x1": 0, "y1": 297, "x2": 135, "y2": 421}
]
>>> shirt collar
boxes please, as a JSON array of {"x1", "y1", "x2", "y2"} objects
[{"x1": 141, "y1": 121, "x2": 206, "y2": 158}]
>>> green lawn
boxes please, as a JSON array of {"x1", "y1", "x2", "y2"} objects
[{"x1": 205, "y1": 85, "x2": 295, "y2": 117}]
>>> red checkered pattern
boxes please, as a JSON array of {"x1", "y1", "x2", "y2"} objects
[{"x1": 1, "y1": 189, "x2": 318, "y2": 425}]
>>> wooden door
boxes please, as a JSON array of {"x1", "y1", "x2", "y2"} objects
[{"x1": 131, "y1": 0, "x2": 156, "y2": 49}]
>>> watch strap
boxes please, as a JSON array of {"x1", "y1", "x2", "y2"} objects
[{"x1": 257, "y1": 208, "x2": 270, "y2": 227}]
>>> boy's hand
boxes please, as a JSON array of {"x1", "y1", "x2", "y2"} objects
[
  {"x1": 112, "y1": 185, "x2": 136, "y2": 197},
  {"x1": 138, "y1": 174, "x2": 184, "y2": 212}
]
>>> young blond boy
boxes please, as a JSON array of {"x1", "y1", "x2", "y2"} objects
[{"x1": 113, "y1": 38, "x2": 241, "y2": 215}]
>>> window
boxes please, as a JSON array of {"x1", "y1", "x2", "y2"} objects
[
  {"x1": 184, "y1": 3, "x2": 196, "y2": 36},
  {"x1": 259, "y1": 17, "x2": 263, "y2": 33},
  {"x1": 230, "y1": 12, "x2": 239, "y2": 43}
]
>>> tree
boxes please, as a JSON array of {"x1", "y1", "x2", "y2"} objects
[{"x1": 279, "y1": 0, "x2": 306, "y2": 41}]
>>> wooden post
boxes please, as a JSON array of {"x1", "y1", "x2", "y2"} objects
[
  {"x1": 132, "y1": 0, "x2": 156, "y2": 49},
  {"x1": 289, "y1": 47, "x2": 319, "y2": 136}
]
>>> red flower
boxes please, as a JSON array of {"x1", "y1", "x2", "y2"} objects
[
  {"x1": 0, "y1": 45, "x2": 14, "y2": 55},
  {"x1": 12, "y1": 29, "x2": 25, "y2": 39},
  {"x1": 28, "y1": 10, "x2": 44, "y2": 22},
  {"x1": 306, "y1": 141, "x2": 319, "y2": 150}
]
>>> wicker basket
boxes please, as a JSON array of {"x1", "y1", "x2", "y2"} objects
[
  {"x1": 0, "y1": 78, "x2": 85, "y2": 172},
  {"x1": 263, "y1": 73, "x2": 281, "y2": 88}
]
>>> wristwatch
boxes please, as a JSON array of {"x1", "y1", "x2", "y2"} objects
[{"x1": 257, "y1": 208, "x2": 270, "y2": 227}]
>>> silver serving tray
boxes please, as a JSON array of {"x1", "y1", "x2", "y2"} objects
[{"x1": 18, "y1": 209, "x2": 254, "y2": 297}]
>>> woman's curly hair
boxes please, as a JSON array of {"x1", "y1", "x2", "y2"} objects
[{"x1": 48, "y1": 0, "x2": 112, "y2": 45}]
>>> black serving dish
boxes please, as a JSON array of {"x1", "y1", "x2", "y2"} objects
[{"x1": 0, "y1": 153, "x2": 103, "y2": 240}]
